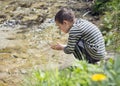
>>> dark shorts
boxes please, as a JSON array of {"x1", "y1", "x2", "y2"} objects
[{"x1": 73, "y1": 40, "x2": 100, "y2": 64}]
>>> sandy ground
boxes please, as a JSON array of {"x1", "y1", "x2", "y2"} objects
[{"x1": 0, "y1": 23, "x2": 77, "y2": 86}]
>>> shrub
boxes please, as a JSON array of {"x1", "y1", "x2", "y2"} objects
[
  {"x1": 91, "y1": 0, "x2": 112, "y2": 15},
  {"x1": 101, "y1": 0, "x2": 120, "y2": 52}
]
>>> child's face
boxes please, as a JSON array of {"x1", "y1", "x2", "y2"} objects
[{"x1": 55, "y1": 20, "x2": 71, "y2": 33}]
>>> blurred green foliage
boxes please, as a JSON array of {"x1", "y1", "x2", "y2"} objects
[
  {"x1": 91, "y1": 0, "x2": 112, "y2": 15},
  {"x1": 102, "y1": 0, "x2": 120, "y2": 52},
  {"x1": 92, "y1": 0, "x2": 120, "y2": 52},
  {"x1": 22, "y1": 54, "x2": 120, "y2": 86}
]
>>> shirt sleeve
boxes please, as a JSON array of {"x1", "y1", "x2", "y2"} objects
[{"x1": 64, "y1": 28, "x2": 82, "y2": 54}]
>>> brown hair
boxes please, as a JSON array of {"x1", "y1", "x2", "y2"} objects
[{"x1": 55, "y1": 8, "x2": 75, "y2": 24}]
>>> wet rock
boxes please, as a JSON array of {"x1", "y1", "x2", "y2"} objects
[
  {"x1": 0, "y1": 14, "x2": 6, "y2": 18},
  {"x1": 20, "y1": 69, "x2": 27, "y2": 74},
  {"x1": 2, "y1": 20, "x2": 21, "y2": 27},
  {"x1": 12, "y1": 55, "x2": 18, "y2": 58},
  {"x1": 21, "y1": 14, "x2": 46, "y2": 26},
  {"x1": 13, "y1": 7, "x2": 31, "y2": 16},
  {"x1": 31, "y1": 2, "x2": 48, "y2": 9},
  {"x1": 16, "y1": 29, "x2": 29, "y2": 34},
  {"x1": 22, "y1": 15, "x2": 39, "y2": 22},
  {"x1": 0, "y1": 53, "x2": 11, "y2": 60},
  {"x1": 13, "y1": 13, "x2": 26, "y2": 20},
  {"x1": 12, "y1": 7, "x2": 45, "y2": 25},
  {"x1": 0, "y1": 72, "x2": 10, "y2": 79},
  {"x1": 0, "y1": 14, "x2": 7, "y2": 24},
  {"x1": 0, "y1": 19, "x2": 5, "y2": 24},
  {"x1": 9, "y1": 0, "x2": 18, "y2": 5},
  {"x1": 4, "y1": 5, "x2": 16, "y2": 13},
  {"x1": 18, "y1": 2, "x2": 32, "y2": 8},
  {"x1": 38, "y1": 18, "x2": 55, "y2": 29}
]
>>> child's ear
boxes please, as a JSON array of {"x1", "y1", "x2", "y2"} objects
[{"x1": 63, "y1": 20, "x2": 68, "y2": 25}]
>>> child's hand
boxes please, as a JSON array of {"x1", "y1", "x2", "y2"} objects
[{"x1": 50, "y1": 43, "x2": 65, "y2": 50}]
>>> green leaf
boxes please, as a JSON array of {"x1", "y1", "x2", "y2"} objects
[{"x1": 114, "y1": 54, "x2": 120, "y2": 71}]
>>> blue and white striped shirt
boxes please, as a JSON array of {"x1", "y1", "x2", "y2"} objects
[{"x1": 64, "y1": 19, "x2": 106, "y2": 60}]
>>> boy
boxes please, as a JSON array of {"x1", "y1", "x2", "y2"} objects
[{"x1": 50, "y1": 8, "x2": 106, "y2": 64}]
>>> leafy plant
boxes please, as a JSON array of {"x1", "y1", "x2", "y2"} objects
[
  {"x1": 103, "y1": 54, "x2": 120, "y2": 85},
  {"x1": 91, "y1": 0, "x2": 112, "y2": 15},
  {"x1": 22, "y1": 61, "x2": 102, "y2": 86},
  {"x1": 22, "y1": 54, "x2": 120, "y2": 86},
  {"x1": 100, "y1": 0, "x2": 120, "y2": 52}
]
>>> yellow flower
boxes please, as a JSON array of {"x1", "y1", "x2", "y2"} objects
[{"x1": 91, "y1": 74, "x2": 107, "y2": 81}]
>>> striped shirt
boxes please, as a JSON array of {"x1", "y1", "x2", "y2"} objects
[{"x1": 64, "y1": 18, "x2": 106, "y2": 60}]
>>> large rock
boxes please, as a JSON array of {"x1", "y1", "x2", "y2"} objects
[
  {"x1": 0, "y1": 14, "x2": 7, "y2": 24},
  {"x1": 21, "y1": 14, "x2": 45, "y2": 26}
]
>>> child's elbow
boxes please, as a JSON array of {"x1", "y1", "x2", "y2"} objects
[{"x1": 63, "y1": 47, "x2": 74, "y2": 54}]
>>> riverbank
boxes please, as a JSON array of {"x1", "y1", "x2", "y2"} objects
[{"x1": 0, "y1": 0, "x2": 103, "y2": 86}]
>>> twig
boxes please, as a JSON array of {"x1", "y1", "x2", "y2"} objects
[{"x1": 82, "y1": 11, "x2": 91, "y2": 17}]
